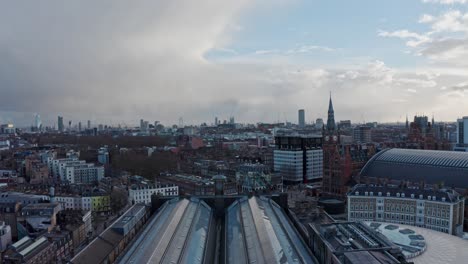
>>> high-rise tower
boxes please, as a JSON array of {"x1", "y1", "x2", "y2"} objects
[{"x1": 298, "y1": 109, "x2": 305, "y2": 127}]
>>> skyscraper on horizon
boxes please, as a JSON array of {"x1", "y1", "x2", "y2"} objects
[
  {"x1": 34, "y1": 114, "x2": 42, "y2": 131},
  {"x1": 298, "y1": 109, "x2": 305, "y2": 127},
  {"x1": 57, "y1": 116, "x2": 64, "y2": 132}
]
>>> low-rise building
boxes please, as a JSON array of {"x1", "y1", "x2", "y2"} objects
[
  {"x1": 158, "y1": 174, "x2": 215, "y2": 195},
  {"x1": 307, "y1": 221, "x2": 408, "y2": 264},
  {"x1": 3, "y1": 236, "x2": 57, "y2": 264},
  {"x1": 57, "y1": 210, "x2": 92, "y2": 250},
  {"x1": 44, "y1": 230, "x2": 73, "y2": 263},
  {"x1": 0, "y1": 221, "x2": 12, "y2": 252},
  {"x1": 55, "y1": 191, "x2": 110, "y2": 213},
  {"x1": 347, "y1": 184, "x2": 465, "y2": 236},
  {"x1": 70, "y1": 204, "x2": 149, "y2": 264},
  {"x1": 129, "y1": 183, "x2": 178, "y2": 204},
  {"x1": 0, "y1": 202, "x2": 20, "y2": 241},
  {"x1": 0, "y1": 192, "x2": 49, "y2": 205},
  {"x1": 20, "y1": 203, "x2": 61, "y2": 234}
]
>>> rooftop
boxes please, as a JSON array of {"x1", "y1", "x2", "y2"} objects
[
  {"x1": 360, "y1": 148, "x2": 468, "y2": 188},
  {"x1": 366, "y1": 222, "x2": 468, "y2": 264},
  {"x1": 225, "y1": 196, "x2": 317, "y2": 264},
  {"x1": 118, "y1": 198, "x2": 215, "y2": 264},
  {"x1": 348, "y1": 184, "x2": 463, "y2": 203},
  {"x1": 310, "y1": 221, "x2": 404, "y2": 264}
]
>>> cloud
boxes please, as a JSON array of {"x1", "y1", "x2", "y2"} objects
[
  {"x1": 427, "y1": 10, "x2": 468, "y2": 33},
  {"x1": 378, "y1": 29, "x2": 431, "y2": 47},
  {"x1": 1, "y1": 1, "x2": 467, "y2": 125},
  {"x1": 379, "y1": 9, "x2": 468, "y2": 66},
  {"x1": 254, "y1": 49, "x2": 280, "y2": 55},
  {"x1": 286, "y1": 45, "x2": 337, "y2": 54},
  {"x1": 419, "y1": 14, "x2": 435, "y2": 23},
  {"x1": 0, "y1": 0, "x2": 255, "y2": 125},
  {"x1": 452, "y1": 82, "x2": 468, "y2": 91}
]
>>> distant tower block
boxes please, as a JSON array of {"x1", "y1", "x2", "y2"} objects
[{"x1": 298, "y1": 109, "x2": 305, "y2": 127}]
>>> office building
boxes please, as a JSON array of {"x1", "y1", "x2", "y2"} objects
[
  {"x1": 455, "y1": 117, "x2": 468, "y2": 151},
  {"x1": 274, "y1": 134, "x2": 323, "y2": 184},
  {"x1": 347, "y1": 185, "x2": 465, "y2": 236},
  {"x1": 34, "y1": 114, "x2": 41, "y2": 131},
  {"x1": 298, "y1": 109, "x2": 305, "y2": 127},
  {"x1": 338, "y1": 120, "x2": 352, "y2": 129},
  {"x1": 58, "y1": 116, "x2": 64, "y2": 132},
  {"x1": 315, "y1": 118, "x2": 324, "y2": 129},
  {"x1": 97, "y1": 147, "x2": 109, "y2": 165},
  {"x1": 0, "y1": 124, "x2": 15, "y2": 134},
  {"x1": 353, "y1": 125, "x2": 372, "y2": 143}
]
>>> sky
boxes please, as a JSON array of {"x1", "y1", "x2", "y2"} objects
[{"x1": 0, "y1": 0, "x2": 468, "y2": 127}]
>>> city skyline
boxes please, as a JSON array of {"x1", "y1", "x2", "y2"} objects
[{"x1": 1, "y1": 1, "x2": 468, "y2": 125}]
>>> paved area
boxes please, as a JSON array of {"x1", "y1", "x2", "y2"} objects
[{"x1": 375, "y1": 223, "x2": 468, "y2": 264}]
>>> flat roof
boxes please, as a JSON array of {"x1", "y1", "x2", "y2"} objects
[{"x1": 370, "y1": 222, "x2": 468, "y2": 264}]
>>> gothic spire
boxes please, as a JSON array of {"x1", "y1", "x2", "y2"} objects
[{"x1": 326, "y1": 92, "x2": 336, "y2": 131}]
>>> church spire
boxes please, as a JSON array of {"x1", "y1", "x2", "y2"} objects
[{"x1": 326, "y1": 92, "x2": 336, "y2": 131}]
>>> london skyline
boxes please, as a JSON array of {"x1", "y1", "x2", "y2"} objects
[{"x1": 1, "y1": 0, "x2": 468, "y2": 126}]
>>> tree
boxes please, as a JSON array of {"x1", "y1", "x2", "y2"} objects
[{"x1": 110, "y1": 187, "x2": 128, "y2": 213}]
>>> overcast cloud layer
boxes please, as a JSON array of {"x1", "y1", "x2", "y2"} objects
[{"x1": 0, "y1": 0, "x2": 467, "y2": 126}]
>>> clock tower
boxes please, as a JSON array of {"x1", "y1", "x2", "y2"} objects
[{"x1": 322, "y1": 93, "x2": 342, "y2": 196}]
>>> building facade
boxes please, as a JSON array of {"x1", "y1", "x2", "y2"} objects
[
  {"x1": 456, "y1": 117, "x2": 468, "y2": 151},
  {"x1": 0, "y1": 221, "x2": 12, "y2": 252},
  {"x1": 353, "y1": 125, "x2": 372, "y2": 143},
  {"x1": 274, "y1": 134, "x2": 323, "y2": 184},
  {"x1": 322, "y1": 96, "x2": 375, "y2": 198},
  {"x1": 347, "y1": 185, "x2": 465, "y2": 236},
  {"x1": 129, "y1": 184, "x2": 178, "y2": 204},
  {"x1": 298, "y1": 109, "x2": 305, "y2": 127}
]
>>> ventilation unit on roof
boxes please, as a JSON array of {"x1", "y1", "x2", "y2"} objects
[{"x1": 378, "y1": 192, "x2": 382, "y2": 196}]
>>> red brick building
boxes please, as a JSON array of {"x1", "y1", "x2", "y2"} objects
[{"x1": 322, "y1": 95, "x2": 375, "y2": 198}]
